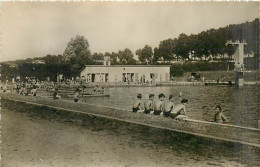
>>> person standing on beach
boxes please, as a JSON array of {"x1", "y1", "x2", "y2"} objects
[
  {"x1": 144, "y1": 94, "x2": 155, "y2": 114},
  {"x1": 154, "y1": 93, "x2": 165, "y2": 115},
  {"x1": 132, "y1": 94, "x2": 143, "y2": 113}
]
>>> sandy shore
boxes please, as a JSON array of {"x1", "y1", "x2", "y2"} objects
[{"x1": 1, "y1": 108, "x2": 251, "y2": 167}]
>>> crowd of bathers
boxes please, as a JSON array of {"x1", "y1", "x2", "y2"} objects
[
  {"x1": 132, "y1": 93, "x2": 188, "y2": 119},
  {"x1": 132, "y1": 93, "x2": 228, "y2": 123}
]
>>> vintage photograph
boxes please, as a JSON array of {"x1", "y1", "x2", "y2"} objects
[{"x1": 0, "y1": 1, "x2": 259, "y2": 167}]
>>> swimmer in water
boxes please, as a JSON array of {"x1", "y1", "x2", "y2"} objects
[
  {"x1": 214, "y1": 105, "x2": 228, "y2": 123},
  {"x1": 153, "y1": 93, "x2": 165, "y2": 115}
]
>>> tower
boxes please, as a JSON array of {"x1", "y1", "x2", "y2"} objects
[{"x1": 226, "y1": 40, "x2": 247, "y2": 87}]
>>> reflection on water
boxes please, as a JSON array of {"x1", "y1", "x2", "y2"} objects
[{"x1": 79, "y1": 85, "x2": 260, "y2": 128}]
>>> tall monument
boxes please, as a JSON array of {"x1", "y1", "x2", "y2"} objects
[{"x1": 226, "y1": 40, "x2": 247, "y2": 87}]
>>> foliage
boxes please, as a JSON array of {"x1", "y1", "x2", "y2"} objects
[
  {"x1": 135, "y1": 45, "x2": 153, "y2": 64},
  {"x1": 170, "y1": 61, "x2": 235, "y2": 77},
  {"x1": 63, "y1": 35, "x2": 92, "y2": 68},
  {"x1": 118, "y1": 48, "x2": 136, "y2": 65}
]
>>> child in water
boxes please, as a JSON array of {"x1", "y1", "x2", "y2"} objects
[
  {"x1": 132, "y1": 94, "x2": 143, "y2": 113},
  {"x1": 214, "y1": 105, "x2": 228, "y2": 123}
]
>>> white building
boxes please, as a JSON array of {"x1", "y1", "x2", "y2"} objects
[{"x1": 80, "y1": 65, "x2": 171, "y2": 83}]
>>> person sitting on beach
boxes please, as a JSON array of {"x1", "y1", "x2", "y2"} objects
[
  {"x1": 153, "y1": 93, "x2": 165, "y2": 115},
  {"x1": 167, "y1": 99, "x2": 188, "y2": 119},
  {"x1": 31, "y1": 85, "x2": 37, "y2": 96},
  {"x1": 2, "y1": 85, "x2": 7, "y2": 93},
  {"x1": 19, "y1": 84, "x2": 25, "y2": 95},
  {"x1": 163, "y1": 95, "x2": 175, "y2": 117},
  {"x1": 93, "y1": 85, "x2": 98, "y2": 93},
  {"x1": 144, "y1": 94, "x2": 155, "y2": 114},
  {"x1": 214, "y1": 105, "x2": 228, "y2": 123},
  {"x1": 53, "y1": 88, "x2": 61, "y2": 99},
  {"x1": 74, "y1": 88, "x2": 80, "y2": 102},
  {"x1": 132, "y1": 94, "x2": 143, "y2": 113}
]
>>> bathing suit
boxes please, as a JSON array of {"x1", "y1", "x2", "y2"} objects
[
  {"x1": 163, "y1": 111, "x2": 171, "y2": 117},
  {"x1": 133, "y1": 108, "x2": 139, "y2": 113},
  {"x1": 153, "y1": 110, "x2": 162, "y2": 115},
  {"x1": 144, "y1": 109, "x2": 152, "y2": 114}
]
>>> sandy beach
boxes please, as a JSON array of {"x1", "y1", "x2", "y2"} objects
[{"x1": 1, "y1": 108, "x2": 252, "y2": 167}]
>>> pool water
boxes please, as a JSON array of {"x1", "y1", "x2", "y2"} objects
[{"x1": 79, "y1": 85, "x2": 260, "y2": 128}]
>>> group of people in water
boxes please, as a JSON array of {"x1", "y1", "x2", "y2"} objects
[{"x1": 133, "y1": 93, "x2": 188, "y2": 119}]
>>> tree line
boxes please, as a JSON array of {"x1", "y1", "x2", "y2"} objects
[{"x1": 1, "y1": 18, "x2": 258, "y2": 81}]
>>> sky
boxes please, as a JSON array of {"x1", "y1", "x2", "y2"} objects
[{"x1": 1, "y1": 1, "x2": 259, "y2": 62}]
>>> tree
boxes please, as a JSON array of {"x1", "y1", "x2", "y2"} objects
[
  {"x1": 92, "y1": 53, "x2": 104, "y2": 60},
  {"x1": 173, "y1": 33, "x2": 190, "y2": 61},
  {"x1": 43, "y1": 54, "x2": 63, "y2": 64},
  {"x1": 104, "y1": 52, "x2": 119, "y2": 65},
  {"x1": 157, "y1": 38, "x2": 175, "y2": 61},
  {"x1": 63, "y1": 35, "x2": 92, "y2": 64},
  {"x1": 135, "y1": 45, "x2": 153, "y2": 64},
  {"x1": 153, "y1": 47, "x2": 161, "y2": 62},
  {"x1": 118, "y1": 48, "x2": 136, "y2": 64}
]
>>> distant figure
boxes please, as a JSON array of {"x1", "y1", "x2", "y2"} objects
[
  {"x1": 19, "y1": 84, "x2": 25, "y2": 95},
  {"x1": 154, "y1": 93, "x2": 165, "y2": 115},
  {"x1": 179, "y1": 92, "x2": 182, "y2": 97},
  {"x1": 93, "y1": 85, "x2": 98, "y2": 93},
  {"x1": 53, "y1": 88, "x2": 61, "y2": 99},
  {"x1": 144, "y1": 94, "x2": 155, "y2": 114},
  {"x1": 166, "y1": 99, "x2": 188, "y2": 119},
  {"x1": 132, "y1": 94, "x2": 143, "y2": 113},
  {"x1": 202, "y1": 77, "x2": 205, "y2": 82},
  {"x1": 31, "y1": 85, "x2": 37, "y2": 96},
  {"x1": 74, "y1": 88, "x2": 80, "y2": 102},
  {"x1": 2, "y1": 85, "x2": 7, "y2": 93},
  {"x1": 163, "y1": 95, "x2": 175, "y2": 117},
  {"x1": 214, "y1": 105, "x2": 228, "y2": 123},
  {"x1": 101, "y1": 87, "x2": 105, "y2": 94},
  {"x1": 94, "y1": 85, "x2": 102, "y2": 94}
]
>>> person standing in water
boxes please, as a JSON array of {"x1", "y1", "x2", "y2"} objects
[
  {"x1": 144, "y1": 94, "x2": 155, "y2": 114},
  {"x1": 154, "y1": 93, "x2": 165, "y2": 115}
]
